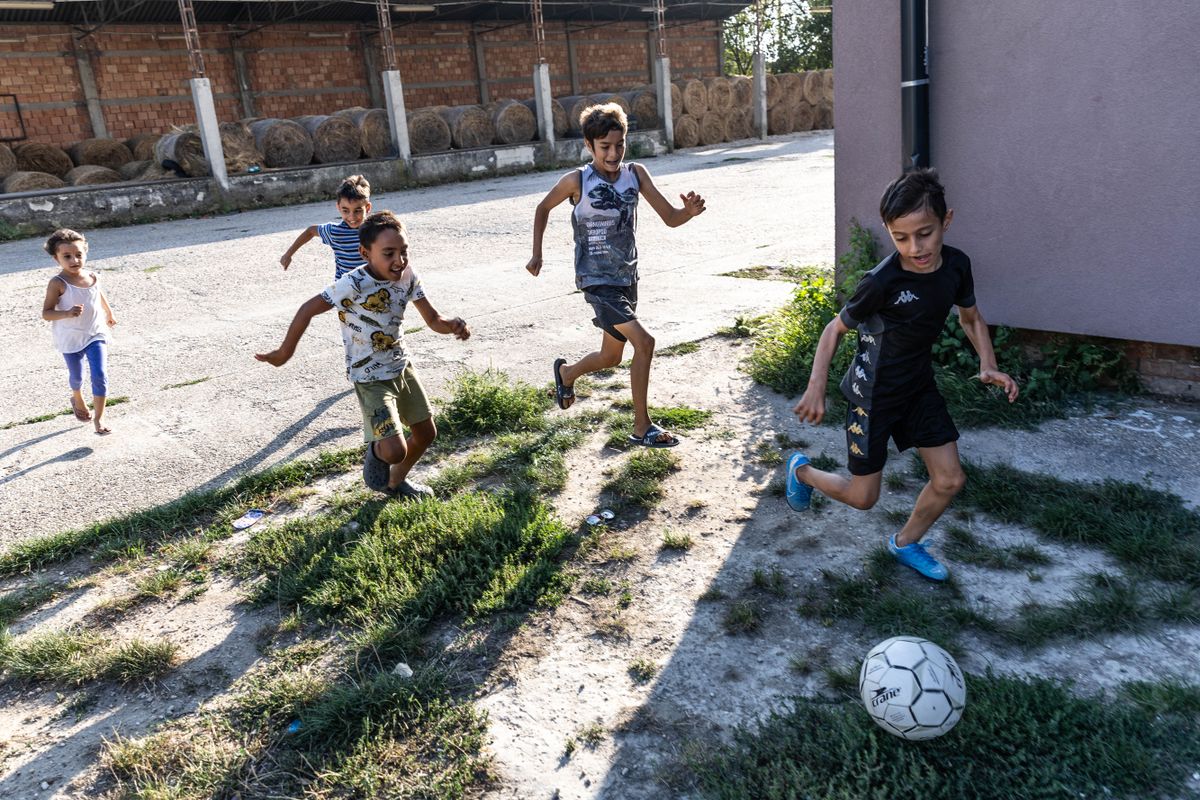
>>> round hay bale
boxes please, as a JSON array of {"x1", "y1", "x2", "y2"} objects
[
  {"x1": 765, "y1": 73, "x2": 782, "y2": 109},
  {"x1": 768, "y1": 104, "x2": 793, "y2": 135},
  {"x1": 66, "y1": 164, "x2": 122, "y2": 186},
  {"x1": 407, "y1": 108, "x2": 452, "y2": 154},
  {"x1": 587, "y1": 93, "x2": 632, "y2": 117},
  {"x1": 619, "y1": 88, "x2": 659, "y2": 130},
  {"x1": 3, "y1": 170, "x2": 66, "y2": 193},
  {"x1": 520, "y1": 97, "x2": 568, "y2": 139},
  {"x1": 68, "y1": 138, "x2": 133, "y2": 170},
  {"x1": 436, "y1": 105, "x2": 494, "y2": 150},
  {"x1": 729, "y1": 75, "x2": 752, "y2": 108},
  {"x1": 803, "y1": 70, "x2": 824, "y2": 106},
  {"x1": 698, "y1": 111, "x2": 724, "y2": 146},
  {"x1": 673, "y1": 113, "x2": 700, "y2": 149},
  {"x1": 124, "y1": 160, "x2": 175, "y2": 182},
  {"x1": 125, "y1": 133, "x2": 161, "y2": 162},
  {"x1": 118, "y1": 159, "x2": 151, "y2": 180},
  {"x1": 294, "y1": 115, "x2": 362, "y2": 164},
  {"x1": 822, "y1": 69, "x2": 834, "y2": 102},
  {"x1": 247, "y1": 118, "x2": 314, "y2": 168},
  {"x1": 792, "y1": 100, "x2": 816, "y2": 133},
  {"x1": 725, "y1": 109, "x2": 752, "y2": 142},
  {"x1": 703, "y1": 77, "x2": 733, "y2": 114},
  {"x1": 815, "y1": 101, "x2": 833, "y2": 130},
  {"x1": 673, "y1": 79, "x2": 708, "y2": 116},
  {"x1": 777, "y1": 72, "x2": 805, "y2": 110},
  {"x1": 557, "y1": 95, "x2": 593, "y2": 136},
  {"x1": 486, "y1": 99, "x2": 536, "y2": 145},
  {"x1": 338, "y1": 108, "x2": 393, "y2": 159},
  {"x1": 14, "y1": 143, "x2": 73, "y2": 179},
  {"x1": 154, "y1": 132, "x2": 208, "y2": 177},
  {"x1": 0, "y1": 143, "x2": 15, "y2": 180},
  {"x1": 219, "y1": 121, "x2": 264, "y2": 174}
]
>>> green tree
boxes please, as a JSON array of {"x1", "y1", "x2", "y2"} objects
[{"x1": 722, "y1": 1, "x2": 832, "y2": 75}]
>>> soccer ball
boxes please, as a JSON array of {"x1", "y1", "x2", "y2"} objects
[{"x1": 858, "y1": 636, "x2": 966, "y2": 740}]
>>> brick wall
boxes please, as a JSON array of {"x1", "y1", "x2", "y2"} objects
[
  {"x1": 0, "y1": 19, "x2": 721, "y2": 147},
  {"x1": 1016, "y1": 329, "x2": 1199, "y2": 400}
]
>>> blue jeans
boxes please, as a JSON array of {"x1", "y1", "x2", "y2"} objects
[{"x1": 63, "y1": 339, "x2": 108, "y2": 397}]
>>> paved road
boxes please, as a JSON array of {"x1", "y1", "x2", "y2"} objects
[{"x1": 0, "y1": 132, "x2": 835, "y2": 548}]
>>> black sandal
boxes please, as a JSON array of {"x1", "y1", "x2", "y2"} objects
[
  {"x1": 629, "y1": 423, "x2": 680, "y2": 448},
  {"x1": 553, "y1": 358, "x2": 575, "y2": 410}
]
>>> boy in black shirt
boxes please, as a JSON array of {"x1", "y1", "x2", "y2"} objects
[{"x1": 786, "y1": 170, "x2": 1018, "y2": 580}]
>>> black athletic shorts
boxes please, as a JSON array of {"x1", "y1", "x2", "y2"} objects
[
  {"x1": 583, "y1": 283, "x2": 638, "y2": 342},
  {"x1": 845, "y1": 382, "x2": 959, "y2": 476}
]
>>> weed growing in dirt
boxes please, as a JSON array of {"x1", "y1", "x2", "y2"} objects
[
  {"x1": 754, "y1": 440, "x2": 785, "y2": 466},
  {"x1": 1120, "y1": 679, "x2": 1200, "y2": 716},
  {"x1": 629, "y1": 658, "x2": 658, "y2": 684},
  {"x1": 658, "y1": 340, "x2": 703, "y2": 357},
  {"x1": 942, "y1": 525, "x2": 1051, "y2": 570},
  {"x1": 722, "y1": 600, "x2": 763, "y2": 635},
  {"x1": 884, "y1": 472, "x2": 908, "y2": 490},
  {"x1": 581, "y1": 577, "x2": 612, "y2": 595},
  {"x1": 0, "y1": 628, "x2": 177, "y2": 685},
  {"x1": 722, "y1": 264, "x2": 832, "y2": 283},
  {"x1": 0, "y1": 581, "x2": 62, "y2": 627},
  {"x1": 661, "y1": 529, "x2": 694, "y2": 551},
  {"x1": 717, "y1": 314, "x2": 769, "y2": 339},
  {"x1": 0, "y1": 395, "x2": 130, "y2": 431},
  {"x1": 162, "y1": 377, "x2": 211, "y2": 390},
  {"x1": 435, "y1": 368, "x2": 551, "y2": 441},
  {"x1": 600, "y1": 449, "x2": 681, "y2": 509},
  {"x1": 431, "y1": 419, "x2": 588, "y2": 496},
  {"x1": 688, "y1": 673, "x2": 1200, "y2": 800}
]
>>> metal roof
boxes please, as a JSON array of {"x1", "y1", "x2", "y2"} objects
[{"x1": 0, "y1": 1, "x2": 751, "y2": 28}]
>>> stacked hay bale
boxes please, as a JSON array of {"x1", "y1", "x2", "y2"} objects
[
  {"x1": 0, "y1": 144, "x2": 15, "y2": 182},
  {"x1": 218, "y1": 121, "x2": 264, "y2": 173},
  {"x1": 295, "y1": 115, "x2": 362, "y2": 163},
  {"x1": 4, "y1": 171, "x2": 65, "y2": 193},
  {"x1": 154, "y1": 131, "x2": 208, "y2": 177},
  {"x1": 125, "y1": 133, "x2": 160, "y2": 162},
  {"x1": 248, "y1": 118, "x2": 314, "y2": 168},
  {"x1": 435, "y1": 105, "x2": 495, "y2": 150},
  {"x1": 14, "y1": 143, "x2": 73, "y2": 179},
  {"x1": 673, "y1": 78, "x2": 708, "y2": 149},
  {"x1": 335, "y1": 107, "x2": 394, "y2": 159},
  {"x1": 521, "y1": 97, "x2": 568, "y2": 139},
  {"x1": 620, "y1": 86, "x2": 660, "y2": 131},
  {"x1": 68, "y1": 138, "x2": 133, "y2": 172},
  {"x1": 486, "y1": 99, "x2": 536, "y2": 145},
  {"x1": 407, "y1": 108, "x2": 452, "y2": 154},
  {"x1": 66, "y1": 165, "x2": 122, "y2": 186}
]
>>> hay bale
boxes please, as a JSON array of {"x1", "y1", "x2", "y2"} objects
[
  {"x1": 124, "y1": 160, "x2": 175, "y2": 182},
  {"x1": 587, "y1": 93, "x2": 631, "y2": 117},
  {"x1": 436, "y1": 105, "x2": 494, "y2": 150},
  {"x1": 125, "y1": 133, "x2": 161, "y2": 162},
  {"x1": 14, "y1": 143, "x2": 73, "y2": 179},
  {"x1": 218, "y1": 121, "x2": 264, "y2": 173},
  {"x1": 698, "y1": 111, "x2": 724, "y2": 146},
  {"x1": 118, "y1": 160, "x2": 151, "y2": 180},
  {"x1": 486, "y1": 99, "x2": 536, "y2": 145},
  {"x1": 520, "y1": 97, "x2": 568, "y2": 139},
  {"x1": 0, "y1": 143, "x2": 15, "y2": 180},
  {"x1": 295, "y1": 115, "x2": 362, "y2": 164},
  {"x1": 768, "y1": 104, "x2": 793, "y2": 135},
  {"x1": 777, "y1": 72, "x2": 805, "y2": 110},
  {"x1": 822, "y1": 69, "x2": 834, "y2": 102},
  {"x1": 803, "y1": 70, "x2": 824, "y2": 105},
  {"x1": 247, "y1": 118, "x2": 314, "y2": 168},
  {"x1": 765, "y1": 73, "x2": 782, "y2": 109},
  {"x1": 703, "y1": 77, "x2": 733, "y2": 114},
  {"x1": 673, "y1": 79, "x2": 708, "y2": 116},
  {"x1": 729, "y1": 75, "x2": 752, "y2": 108},
  {"x1": 815, "y1": 101, "x2": 833, "y2": 130},
  {"x1": 725, "y1": 109, "x2": 752, "y2": 142},
  {"x1": 66, "y1": 164, "x2": 122, "y2": 186},
  {"x1": 407, "y1": 108, "x2": 452, "y2": 154},
  {"x1": 3, "y1": 170, "x2": 65, "y2": 193},
  {"x1": 619, "y1": 88, "x2": 659, "y2": 130},
  {"x1": 337, "y1": 108, "x2": 393, "y2": 159},
  {"x1": 792, "y1": 100, "x2": 816, "y2": 133},
  {"x1": 558, "y1": 95, "x2": 593, "y2": 136},
  {"x1": 673, "y1": 113, "x2": 700, "y2": 149},
  {"x1": 68, "y1": 138, "x2": 133, "y2": 170},
  {"x1": 154, "y1": 132, "x2": 208, "y2": 177}
]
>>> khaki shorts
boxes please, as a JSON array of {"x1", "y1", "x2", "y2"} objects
[{"x1": 353, "y1": 364, "x2": 433, "y2": 442}]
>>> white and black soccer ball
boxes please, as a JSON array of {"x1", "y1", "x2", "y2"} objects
[{"x1": 858, "y1": 636, "x2": 966, "y2": 741}]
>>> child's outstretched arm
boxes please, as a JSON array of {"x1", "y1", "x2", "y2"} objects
[
  {"x1": 412, "y1": 297, "x2": 470, "y2": 340},
  {"x1": 280, "y1": 225, "x2": 319, "y2": 270},
  {"x1": 526, "y1": 171, "x2": 581, "y2": 276},
  {"x1": 793, "y1": 315, "x2": 853, "y2": 425},
  {"x1": 255, "y1": 295, "x2": 333, "y2": 366},
  {"x1": 632, "y1": 164, "x2": 706, "y2": 227},
  {"x1": 957, "y1": 305, "x2": 1019, "y2": 402},
  {"x1": 99, "y1": 289, "x2": 117, "y2": 327}
]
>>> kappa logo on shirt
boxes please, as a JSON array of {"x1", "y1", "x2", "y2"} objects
[
  {"x1": 894, "y1": 290, "x2": 919, "y2": 305},
  {"x1": 859, "y1": 352, "x2": 871, "y2": 365},
  {"x1": 854, "y1": 365, "x2": 868, "y2": 380}
]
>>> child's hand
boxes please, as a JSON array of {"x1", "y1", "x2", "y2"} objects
[
  {"x1": 69, "y1": 304, "x2": 84, "y2": 318},
  {"x1": 792, "y1": 389, "x2": 825, "y2": 425},
  {"x1": 525, "y1": 256, "x2": 542, "y2": 277},
  {"x1": 254, "y1": 348, "x2": 292, "y2": 367},
  {"x1": 280, "y1": 253, "x2": 292, "y2": 270},
  {"x1": 448, "y1": 318, "x2": 471, "y2": 340},
  {"x1": 680, "y1": 191, "x2": 706, "y2": 218},
  {"x1": 106, "y1": 315, "x2": 117, "y2": 327},
  {"x1": 979, "y1": 369, "x2": 1019, "y2": 403}
]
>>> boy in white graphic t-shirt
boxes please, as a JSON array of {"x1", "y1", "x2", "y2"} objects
[{"x1": 257, "y1": 211, "x2": 470, "y2": 499}]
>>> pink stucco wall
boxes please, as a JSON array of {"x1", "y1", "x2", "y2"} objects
[{"x1": 833, "y1": 2, "x2": 1200, "y2": 347}]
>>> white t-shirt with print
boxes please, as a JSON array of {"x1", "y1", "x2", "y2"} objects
[{"x1": 320, "y1": 266, "x2": 425, "y2": 383}]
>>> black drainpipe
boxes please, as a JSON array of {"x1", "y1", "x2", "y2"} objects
[{"x1": 901, "y1": 0, "x2": 930, "y2": 170}]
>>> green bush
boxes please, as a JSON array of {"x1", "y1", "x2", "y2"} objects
[{"x1": 435, "y1": 368, "x2": 551, "y2": 441}]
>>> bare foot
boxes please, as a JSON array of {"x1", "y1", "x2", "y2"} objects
[
  {"x1": 71, "y1": 396, "x2": 91, "y2": 421},
  {"x1": 94, "y1": 424, "x2": 111, "y2": 435}
]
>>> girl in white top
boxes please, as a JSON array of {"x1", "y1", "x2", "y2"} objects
[{"x1": 41, "y1": 229, "x2": 117, "y2": 435}]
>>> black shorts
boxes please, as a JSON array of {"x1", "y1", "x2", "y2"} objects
[
  {"x1": 583, "y1": 283, "x2": 638, "y2": 342},
  {"x1": 845, "y1": 383, "x2": 959, "y2": 476}
]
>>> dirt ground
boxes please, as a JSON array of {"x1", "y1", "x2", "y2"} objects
[{"x1": 1, "y1": 132, "x2": 1199, "y2": 799}]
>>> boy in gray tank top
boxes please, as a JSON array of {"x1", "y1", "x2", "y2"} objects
[{"x1": 525, "y1": 103, "x2": 706, "y2": 447}]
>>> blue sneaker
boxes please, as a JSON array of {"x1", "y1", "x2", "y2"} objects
[
  {"x1": 785, "y1": 452, "x2": 813, "y2": 512},
  {"x1": 888, "y1": 534, "x2": 949, "y2": 581}
]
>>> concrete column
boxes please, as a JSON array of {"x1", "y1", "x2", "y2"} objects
[
  {"x1": 654, "y1": 56, "x2": 673, "y2": 152},
  {"x1": 382, "y1": 69, "x2": 411, "y2": 161},
  {"x1": 74, "y1": 46, "x2": 108, "y2": 138},
  {"x1": 231, "y1": 45, "x2": 256, "y2": 119},
  {"x1": 752, "y1": 51, "x2": 768, "y2": 140},
  {"x1": 361, "y1": 32, "x2": 384, "y2": 107},
  {"x1": 532, "y1": 62, "x2": 554, "y2": 146},
  {"x1": 189, "y1": 77, "x2": 228, "y2": 191},
  {"x1": 565, "y1": 26, "x2": 580, "y2": 95},
  {"x1": 472, "y1": 26, "x2": 490, "y2": 104}
]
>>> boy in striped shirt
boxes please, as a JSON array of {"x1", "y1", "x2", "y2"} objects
[{"x1": 280, "y1": 174, "x2": 372, "y2": 280}]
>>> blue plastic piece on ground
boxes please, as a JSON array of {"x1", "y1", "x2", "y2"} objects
[{"x1": 286, "y1": 720, "x2": 303, "y2": 735}]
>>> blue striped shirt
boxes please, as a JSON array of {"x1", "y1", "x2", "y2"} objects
[{"x1": 317, "y1": 220, "x2": 367, "y2": 280}]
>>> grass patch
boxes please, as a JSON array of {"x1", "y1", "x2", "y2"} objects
[
  {"x1": 430, "y1": 418, "x2": 588, "y2": 496},
  {"x1": 721, "y1": 264, "x2": 831, "y2": 283},
  {"x1": 162, "y1": 376, "x2": 211, "y2": 390},
  {"x1": 1120, "y1": 679, "x2": 1200, "y2": 716},
  {"x1": 661, "y1": 529, "x2": 694, "y2": 551},
  {"x1": 754, "y1": 440, "x2": 784, "y2": 466},
  {"x1": 658, "y1": 340, "x2": 702, "y2": 357},
  {"x1": 717, "y1": 314, "x2": 769, "y2": 339},
  {"x1": 581, "y1": 577, "x2": 612, "y2": 595},
  {"x1": 689, "y1": 673, "x2": 1200, "y2": 800},
  {"x1": 600, "y1": 449, "x2": 681, "y2": 509},
  {"x1": 0, "y1": 581, "x2": 62, "y2": 627},
  {"x1": 942, "y1": 525, "x2": 1051, "y2": 570},
  {"x1": 0, "y1": 628, "x2": 177, "y2": 685},
  {"x1": 722, "y1": 600, "x2": 763, "y2": 635},
  {"x1": 628, "y1": 658, "x2": 657, "y2": 684},
  {"x1": 0, "y1": 395, "x2": 131, "y2": 431},
  {"x1": 435, "y1": 368, "x2": 551, "y2": 441}
]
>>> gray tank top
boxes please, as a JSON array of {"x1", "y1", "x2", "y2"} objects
[{"x1": 571, "y1": 162, "x2": 640, "y2": 289}]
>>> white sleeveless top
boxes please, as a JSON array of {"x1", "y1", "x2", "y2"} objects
[{"x1": 52, "y1": 273, "x2": 107, "y2": 354}]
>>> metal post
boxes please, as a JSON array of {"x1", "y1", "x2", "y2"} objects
[{"x1": 901, "y1": 0, "x2": 930, "y2": 170}]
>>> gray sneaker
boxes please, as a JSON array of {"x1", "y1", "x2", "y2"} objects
[
  {"x1": 388, "y1": 479, "x2": 434, "y2": 500},
  {"x1": 362, "y1": 442, "x2": 391, "y2": 491}
]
